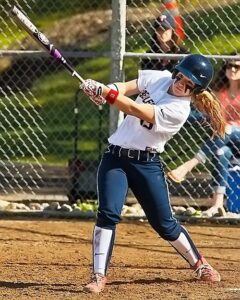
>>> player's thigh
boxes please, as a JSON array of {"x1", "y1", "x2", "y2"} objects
[
  {"x1": 128, "y1": 160, "x2": 172, "y2": 222},
  {"x1": 97, "y1": 154, "x2": 128, "y2": 217}
]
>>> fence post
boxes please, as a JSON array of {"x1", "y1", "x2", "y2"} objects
[{"x1": 110, "y1": 0, "x2": 126, "y2": 135}]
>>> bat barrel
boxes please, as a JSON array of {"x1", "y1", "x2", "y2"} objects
[
  {"x1": 10, "y1": 5, "x2": 85, "y2": 83},
  {"x1": 11, "y1": 6, "x2": 38, "y2": 34}
]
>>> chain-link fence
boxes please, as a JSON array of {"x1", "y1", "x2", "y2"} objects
[
  {"x1": 0, "y1": 0, "x2": 112, "y2": 202},
  {"x1": 0, "y1": 0, "x2": 239, "y2": 211}
]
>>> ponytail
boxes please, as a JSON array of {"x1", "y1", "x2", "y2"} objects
[{"x1": 192, "y1": 90, "x2": 226, "y2": 138}]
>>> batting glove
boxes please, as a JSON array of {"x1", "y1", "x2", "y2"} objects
[{"x1": 80, "y1": 79, "x2": 106, "y2": 106}]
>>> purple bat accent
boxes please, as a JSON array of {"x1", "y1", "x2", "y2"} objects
[{"x1": 52, "y1": 49, "x2": 62, "y2": 59}]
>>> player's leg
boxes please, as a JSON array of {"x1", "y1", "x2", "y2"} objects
[
  {"x1": 128, "y1": 157, "x2": 220, "y2": 282},
  {"x1": 84, "y1": 151, "x2": 128, "y2": 293}
]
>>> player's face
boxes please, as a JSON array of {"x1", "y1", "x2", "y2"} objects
[
  {"x1": 172, "y1": 73, "x2": 196, "y2": 97},
  {"x1": 226, "y1": 61, "x2": 240, "y2": 81},
  {"x1": 156, "y1": 28, "x2": 173, "y2": 43}
]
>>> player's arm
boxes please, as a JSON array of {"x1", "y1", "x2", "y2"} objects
[
  {"x1": 112, "y1": 79, "x2": 139, "y2": 97},
  {"x1": 82, "y1": 79, "x2": 155, "y2": 124},
  {"x1": 103, "y1": 85, "x2": 155, "y2": 124}
]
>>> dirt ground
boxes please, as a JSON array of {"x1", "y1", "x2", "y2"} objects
[{"x1": 0, "y1": 219, "x2": 239, "y2": 300}]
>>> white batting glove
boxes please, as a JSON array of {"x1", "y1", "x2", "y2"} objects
[{"x1": 80, "y1": 79, "x2": 106, "y2": 106}]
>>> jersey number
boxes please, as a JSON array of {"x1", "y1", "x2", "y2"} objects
[
  {"x1": 139, "y1": 96, "x2": 154, "y2": 130},
  {"x1": 140, "y1": 119, "x2": 153, "y2": 130}
]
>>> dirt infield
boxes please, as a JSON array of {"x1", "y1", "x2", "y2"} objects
[{"x1": 0, "y1": 219, "x2": 239, "y2": 300}]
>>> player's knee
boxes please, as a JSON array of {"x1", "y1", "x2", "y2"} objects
[
  {"x1": 156, "y1": 223, "x2": 181, "y2": 241},
  {"x1": 96, "y1": 212, "x2": 120, "y2": 230}
]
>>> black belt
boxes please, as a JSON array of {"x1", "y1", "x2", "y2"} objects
[{"x1": 106, "y1": 144, "x2": 159, "y2": 161}]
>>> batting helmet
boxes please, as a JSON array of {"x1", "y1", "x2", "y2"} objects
[{"x1": 172, "y1": 54, "x2": 214, "y2": 94}]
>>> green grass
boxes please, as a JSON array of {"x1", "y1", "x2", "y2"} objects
[
  {"x1": 0, "y1": 0, "x2": 112, "y2": 49},
  {"x1": 0, "y1": 0, "x2": 111, "y2": 18},
  {"x1": 0, "y1": 57, "x2": 111, "y2": 165},
  {"x1": 183, "y1": 3, "x2": 240, "y2": 54}
]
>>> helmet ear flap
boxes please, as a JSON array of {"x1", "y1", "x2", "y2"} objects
[
  {"x1": 193, "y1": 86, "x2": 203, "y2": 94},
  {"x1": 172, "y1": 69, "x2": 178, "y2": 79}
]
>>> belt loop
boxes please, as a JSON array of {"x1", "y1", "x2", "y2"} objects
[
  {"x1": 119, "y1": 146, "x2": 122, "y2": 157},
  {"x1": 137, "y1": 150, "x2": 140, "y2": 160},
  {"x1": 128, "y1": 149, "x2": 134, "y2": 158},
  {"x1": 105, "y1": 144, "x2": 111, "y2": 153},
  {"x1": 151, "y1": 153, "x2": 156, "y2": 161}
]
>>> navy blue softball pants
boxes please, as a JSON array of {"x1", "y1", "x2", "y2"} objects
[{"x1": 96, "y1": 145, "x2": 182, "y2": 241}]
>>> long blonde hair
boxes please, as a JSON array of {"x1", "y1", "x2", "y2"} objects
[{"x1": 192, "y1": 90, "x2": 226, "y2": 138}]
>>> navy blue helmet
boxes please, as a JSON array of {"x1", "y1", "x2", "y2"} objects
[{"x1": 172, "y1": 54, "x2": 214, "y2": 94}]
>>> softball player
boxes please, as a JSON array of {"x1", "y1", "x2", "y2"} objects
[{"x1": 80, "y1": 54, "x2": 225, "y2": 293}]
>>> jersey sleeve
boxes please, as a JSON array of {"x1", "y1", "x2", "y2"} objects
[
  {"x1": 137, "y1": 70, "x2": 153, "y2": 92},
  {"x1": 137, "y1": 70, "x2": 172, "y2": 92},
  {"x1": 154, "y1": 104, "x2": 190, "y2": 133}
]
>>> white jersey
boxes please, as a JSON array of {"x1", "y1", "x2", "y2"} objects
[{"x1": 108, "y1": 70, "x2": 191, "y2": 153}]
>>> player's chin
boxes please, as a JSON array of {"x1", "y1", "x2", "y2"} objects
[{"x1": 173, "y1": 87, "x2": 187, "y2": 97}]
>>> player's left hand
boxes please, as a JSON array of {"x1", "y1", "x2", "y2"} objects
[{"x1": 80, "y1": 79, "x2": 106, "y2": 106}]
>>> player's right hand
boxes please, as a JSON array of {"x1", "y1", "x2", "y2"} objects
[{"x1": 80, "y1": 79, "x2": 106, "y2": 106}]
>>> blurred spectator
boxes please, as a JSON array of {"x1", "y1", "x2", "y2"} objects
[
  {"x1": 162, "y1": 0, "x2": 185, "y2": 41},
  {"x1": 141, "y1": 12, "x2": 189, "y2": 72},
  {"x1": 168, "y1": 53, "x2": 240, "y2": 217}
]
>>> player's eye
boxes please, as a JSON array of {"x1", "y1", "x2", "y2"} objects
[
  {"x1": 186, "y1": 81, "x2": 195, "y2": 90},
  {"x1": 176, "y1": 74, "x2": 195, "y2": 90},
  {"x1": 175, "y1": 74, "x2": 183, "y2": 81}
]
